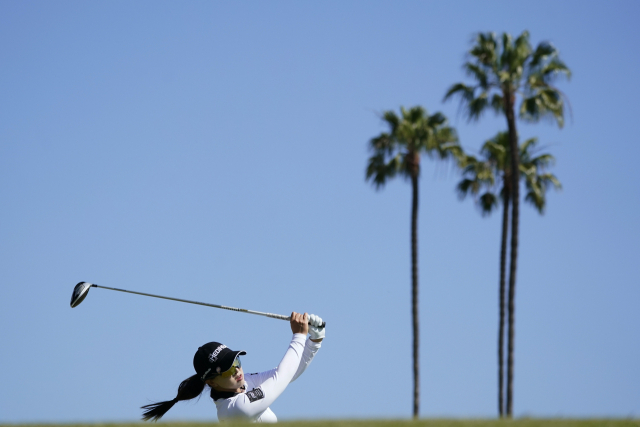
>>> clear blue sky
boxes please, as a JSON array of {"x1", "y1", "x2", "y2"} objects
[{"x1": 1, "y1": 0, "x2": 638, "y2": 422}]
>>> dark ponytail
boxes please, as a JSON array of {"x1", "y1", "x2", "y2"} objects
[{"x1": 141, "y1": 374, "x2": 206, "y2": 421}]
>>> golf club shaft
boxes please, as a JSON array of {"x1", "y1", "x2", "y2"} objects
[{"x1": 92, "y1": 284, "x2": 325, "y2": 327}]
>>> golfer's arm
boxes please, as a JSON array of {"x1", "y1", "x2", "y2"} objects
[
  {"x1": 230, "y1": 334, "x2": 306, "y2": 418},
  {"x1": 290, "y1": 337, "x2": 321, "y2": 383}
]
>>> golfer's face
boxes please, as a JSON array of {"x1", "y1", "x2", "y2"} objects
[{"x1": 212, "y1": 365, "x2": 244, "y2": 389}]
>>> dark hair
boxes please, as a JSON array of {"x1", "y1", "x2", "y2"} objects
[{"x1": 141, "y1": 374, "x2": 206, "y2": 421}]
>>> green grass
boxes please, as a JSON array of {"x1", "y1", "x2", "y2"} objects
[{"x1": 3, "y1": 420, "x2": 639, "y2": 427}]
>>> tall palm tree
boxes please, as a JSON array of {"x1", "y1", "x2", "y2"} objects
[
  {"x1": 445, "y1": 31, "x2": 570, "y2": 417},
  {"x1": 366, "y1": 106, "x2": 460, "y2": 418},
  {"x1": 458, "y1": 131, "x2": 561, "y2": 416}
]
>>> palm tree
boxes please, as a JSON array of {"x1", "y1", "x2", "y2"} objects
[
  {"x1": 366, "y1": 106, "x2": 460, "y2": 418},
  {"x1": 445, "y1": 31, "x2": 570, "y2": 417},
  {"x1": 458, "y1": 131, "x2": 561, "y2": 416}
]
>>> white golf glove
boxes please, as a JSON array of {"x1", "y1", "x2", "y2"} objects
[{"x1": 309, "y1": 314, "x2": 325, "y2": 340}]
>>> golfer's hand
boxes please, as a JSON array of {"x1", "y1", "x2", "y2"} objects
[
  {"x1": 290, "y1": 312, "x2": 309, "y2": 335},
  {"x1": 309, "y1": 314, "x2": 325, "y2": 342}
]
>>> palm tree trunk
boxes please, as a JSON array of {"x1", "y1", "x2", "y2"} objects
[
  {"x1": 411, "y1": 174, "x2": 420, "y2": 419},
  {"x1": 498, "y1": 182, "x2": 510, "y2": 417},
  {"x1": 504, "y1": 89, "x2": 520, "y2": 418}
]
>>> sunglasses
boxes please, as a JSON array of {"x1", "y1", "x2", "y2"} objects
[{"x1": 219, "y1": 358, "x2": 242, "y2": 378}]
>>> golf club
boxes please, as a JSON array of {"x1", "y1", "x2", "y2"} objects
[{"x1": 70, "y1": 282, "x2": 325, "y2": 328}]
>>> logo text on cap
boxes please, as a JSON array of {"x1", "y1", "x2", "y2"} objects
[{"x1": 209, "y1": 344, "x2": 227, "y2": 363}]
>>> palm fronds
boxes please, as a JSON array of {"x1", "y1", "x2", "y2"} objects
[
  {"x1": 445, "y1": 30, "x2": 570, "y2": 129},
  {"x1": 365, "y1": 106, "x2": 460, "y2": 187},
  {"x1": 457, "y1": 131, "x2": 561, "y2": 216}
]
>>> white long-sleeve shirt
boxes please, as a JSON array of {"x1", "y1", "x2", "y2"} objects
[{"x1": 213, "y1": 333, "x2": 321, "y2": 423}]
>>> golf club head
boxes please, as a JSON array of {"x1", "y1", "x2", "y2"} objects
[{"x1": 70, "y1": 282, "x2": 94, "y2": 308}]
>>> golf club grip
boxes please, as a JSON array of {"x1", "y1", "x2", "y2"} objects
[
  {"x1": 244, "y1": 313, "x2": 325, "y2": 328},
  {"x1": 234, "y1": 312, "x2": 325, "y2": 328},
  {"x1": 92, "y1": 284, "x2": 325, "y2": 328},
  {"x1": 288, "y1": 318, "x2": 326, "y2": 328}
]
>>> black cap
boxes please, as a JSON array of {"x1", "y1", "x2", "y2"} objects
[{"x1": 193, "y1": 342, "x2": 246, "y2": 382}]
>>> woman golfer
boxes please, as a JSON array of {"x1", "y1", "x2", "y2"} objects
[{"x1": 141, "y1": 312, "x2": 325, "y2": 423}]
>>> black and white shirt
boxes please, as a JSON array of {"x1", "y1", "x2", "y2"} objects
[{"x1": 213, "y1": 333, "x2": 321, "y2": 423}]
